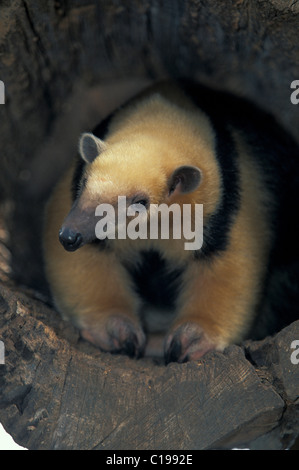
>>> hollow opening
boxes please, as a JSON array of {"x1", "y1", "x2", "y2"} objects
[
  {"x1": 0, "y1": 1, "x2": 299, "y2": 352},
  {"x1": 1, "y1": 0, "x2": 299, "y2": 451}
]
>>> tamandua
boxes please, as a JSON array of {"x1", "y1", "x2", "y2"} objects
[{"x1": 43, "y1": 80, "x2": 298, "y2": 362}]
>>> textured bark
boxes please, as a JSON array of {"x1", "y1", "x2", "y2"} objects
[
  {"x1": 0, "y1": 0, "x2": 299, "y2": 450},
  {"x1": 0, "y1": 283, "x2": 298, "y2": 450},
  {"x1": 1, "y1": 0, "x2": 299, "y2": 196}
]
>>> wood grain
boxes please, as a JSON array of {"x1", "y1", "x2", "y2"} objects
[{"x1": 0, "y1": 283, "x2": 298, "y2": 449}]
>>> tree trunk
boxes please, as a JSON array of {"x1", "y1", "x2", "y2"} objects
[
  {"x1": 0, "y1": 283, "x2": 299, "y2": 450},
  {"x1": 0, "y1": 0, "x2": 299, "y2": 450}
]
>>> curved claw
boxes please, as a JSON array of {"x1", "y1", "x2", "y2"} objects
[
  {"x1": 164, "y1": 322, "x2": 218, "y2": 363},
  {"x1": 81, "y1": 314, "x2": 146, "y2": 359}
]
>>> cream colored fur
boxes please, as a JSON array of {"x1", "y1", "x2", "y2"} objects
[{"x1": 43, "y1": 84, "x2": 272, "y2": 360}]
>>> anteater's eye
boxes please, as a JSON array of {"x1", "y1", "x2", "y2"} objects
[{"x1": 131, "y1": 195, "x2": 149, "y2": 209}]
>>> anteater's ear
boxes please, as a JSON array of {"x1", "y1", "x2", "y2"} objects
[
  {"x1": 78, "y1": 133, "x2": 107, "y2": 164},
  {"x1": 168, "y1": 165, "x2": 201, "y2": 197}
]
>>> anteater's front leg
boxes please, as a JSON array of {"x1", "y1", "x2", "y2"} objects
[
  {"x1": 48, "y1": 244, "x2": 145, "y2": 358},
  {"x1": 164, "y1": 246, "x2": 267, "y2": 363}
]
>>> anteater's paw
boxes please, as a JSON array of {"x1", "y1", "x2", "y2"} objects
[
  {"x1": 164, "y1": 322, "x2": 218, "y2": 363},
  {"x1": 80, "y1": 315, "x2": 146, "y2": 358}
]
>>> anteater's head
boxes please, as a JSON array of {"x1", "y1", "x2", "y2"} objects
[{"x1": 59, "y1": 130, "x2": 205, "y2": 252}]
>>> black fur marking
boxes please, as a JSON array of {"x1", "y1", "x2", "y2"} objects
[
  {"x1": 178, "y1": 79, "x2": 299, "y2": 265},
  {"x1": 201, "y1": 117, "x2": 240, "y2": 258},
  {"x1": 125, "y1": 250, "x2": 184, "y2": 310},
  {"x1": 178, "y1": 79, "x2": 299, "y2": 338},
  {"x1": 178, "y1": 80, "x2": 241, "y2": 258}
]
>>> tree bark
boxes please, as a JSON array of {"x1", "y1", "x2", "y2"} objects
[
  {"x1": 0, "y1": 282, "x2": 298, "y2": 450},
  {"x1": 0, "y1": 0, "x2": 299, "y2": 450},
  {"x1": 1, "y1": 0, "x2": 299, "y2": 196}
]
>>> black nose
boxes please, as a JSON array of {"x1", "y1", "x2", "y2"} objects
[{"x1": 59, "y1": 227, "x2": 83, "y2": 251}]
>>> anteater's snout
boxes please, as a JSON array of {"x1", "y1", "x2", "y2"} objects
[{"x1": 59, "y1": 227, "x2": 83, "y2": 252}]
